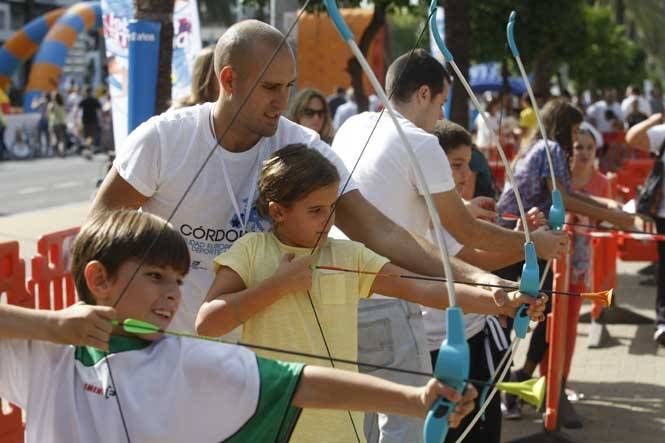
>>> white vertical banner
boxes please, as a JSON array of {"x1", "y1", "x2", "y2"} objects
[
  {"x1": 101, "y1": 0, "x2": 131, "y2": 152},
  {"x1": 172, "y1": 0, "x2": 202, "y2": 101},
  {"x1": 101, "y1": 0, "x2": 201, "y2": 151}
]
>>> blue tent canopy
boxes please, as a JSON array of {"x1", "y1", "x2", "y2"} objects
[{"x1": 469, "y1": 62, "x2": 529, "y2": 96}]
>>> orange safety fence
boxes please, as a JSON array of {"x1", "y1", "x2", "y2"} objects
[
  {"x1": 615, "y1": 158, "x2": 654, "y2": 201},
  {"x1": 0, "y1": 241, "x2": 32, "y2": 443},
  {"x1": 1, "y1": 228, "x2": 79, "y2": 442},
  {"x1": 27, "y1": 227, "x2": 80, "y2": 310},
  {"x1": 543, "y1": 256, "x2": 570, "y2": 431},
  {"x1": 616, "y1": 221, "x2": 658, "y2": 262}
]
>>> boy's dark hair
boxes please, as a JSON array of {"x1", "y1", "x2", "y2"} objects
[
  {"x1": 386, "y1": 49, "x2": 451, "y2": 104},
  {"x1": 433, "y1": 120, "x2": 472, "y2": 154},
  {"x1": 71, "y1": 210, "x2": 190, "y2": 304},
  {"x1": 256, "y1": 144, "x2": 340, "y2": 219}
]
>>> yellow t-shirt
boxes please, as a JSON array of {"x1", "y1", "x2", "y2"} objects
[{"x1": 214, "y1": 232, "x2": 389, "y2": 443}]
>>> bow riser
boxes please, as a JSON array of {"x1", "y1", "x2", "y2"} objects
[{"x1": 424, "y1": 307, "x2": 469, "y2": 443}]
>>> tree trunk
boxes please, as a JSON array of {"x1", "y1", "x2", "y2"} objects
[
  {"x1": 532, "y1": 49, "x2": 554, "y2": 99},
  {"x1": 346, "y1": 1, "x2": 387, "y2": 112},
  {"x1": 134, "y1": 0, "x2": 175, "y2": 114},
  {"x1": 444, "y1": 0, "x2": 470, "y2": 127}
]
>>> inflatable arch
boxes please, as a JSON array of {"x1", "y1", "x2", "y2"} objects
[
  {"x1": 23, "y1": 1, "x2": 102, "y2": 111},
  {"x1": 0, "y1": 8, "x2": 65, "y2": 91}
]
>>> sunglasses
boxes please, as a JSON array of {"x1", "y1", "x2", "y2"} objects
[{"x1": 302, "y1": 107, "x2": 326, "y2": 118}]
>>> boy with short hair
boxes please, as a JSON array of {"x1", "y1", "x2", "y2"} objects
[{"x1": 0, "y1": 209, "x2": 476, "y2": 442}]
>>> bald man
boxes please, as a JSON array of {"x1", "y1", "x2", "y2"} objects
[{"x1": 91, "y1": 20, "x2": 522, "y2": 334}]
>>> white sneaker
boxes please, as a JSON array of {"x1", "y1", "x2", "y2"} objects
[{"x1": 654, "y1": 325, "x2": 665, "y2": 347}]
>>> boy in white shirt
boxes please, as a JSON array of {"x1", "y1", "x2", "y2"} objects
[{"x1": 0, "y1": 209, "x2": 478, "y2": 443}]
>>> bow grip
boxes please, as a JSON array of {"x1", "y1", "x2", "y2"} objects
[
  {"x1": 515, "y1": 242, "x2": 540, "y2": 338},
  {"x1": 424, "y1": 307, "x2": 469, "y2": 443},
  {"x1": 548, "y1": 189, "x2": 565, "y2": 231},
  {"x1": 428, "y1": 0, "x2": 454, "y2": 62},
  {"x1": 323, "y1": 0, "x2": 354, "y2": 41},
  {"x1": 506, "y1": 11, "x2": 519, "y2": 57}
]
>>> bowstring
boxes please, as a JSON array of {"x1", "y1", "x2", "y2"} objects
[
  {"x1": 303, "y1": 7, "x2": 437, "y2": 441},
  {"x1": 102, "y1": 3, "x2": 313, "y2": 441}
]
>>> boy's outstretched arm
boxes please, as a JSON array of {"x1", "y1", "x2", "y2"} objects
[
  {"x1": 291, "y1": 365, "x2": 477, "y2": 428},
  {"x1": 371, "y1": 263, "x2": 547, "y2": 323},
  {"x1": 0, "y1": 302, "x2": 115, "y2": 351}
]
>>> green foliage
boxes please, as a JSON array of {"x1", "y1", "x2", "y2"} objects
[
  {"x1": 387, "y1": 9, "x2": 429, "y2": 64},
  {"x1": 469, "y1": 0, "x2": 586, "y2": 64},
  {"x1": 568, "y1": 6, "x2": 646, "y2": 91}
]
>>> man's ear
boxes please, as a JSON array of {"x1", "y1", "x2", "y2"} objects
[
  {"x1": 219, "y1": 66, "x2": 235, "y2": 94},
  {"x1": 417, "y1": 85, "x2": 430, "y2": 104},
  {"x1": 83, "y1": 261, "x2": 113, "y2": 304},
  {"x1": 268, "y1": 201, "x2": 285, "y2": 224}
]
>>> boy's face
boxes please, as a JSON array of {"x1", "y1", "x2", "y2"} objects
[
  {"x1": 447, "y1": 144, "x2": 472, "y2": 192},
  {"x1": 272, "y1": 181, "x2": 339, "y2": 249},
  {"x1": 101, "y1": 259, "x2": 184, "y2": 340}
]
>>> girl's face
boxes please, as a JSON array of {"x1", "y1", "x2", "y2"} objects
[
  {"x1": 447, "y1": 145, "x2": 473, "y2": 191},
  {"x1": 299, "y1": 97, "x2": 327, "y2": 133},
  {"x1": 572, "y1": 132, "x2": 596, "y2": 169},
  {"x1": 272, "y1": 181, "x2": 339, "y2": 248}
]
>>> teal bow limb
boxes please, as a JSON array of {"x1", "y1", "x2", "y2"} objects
[
  {"x1": 507, "y1": 10, "x2": 565, "y2": 232},
  {"x1": 424, "y1": 307, "x2": 469, "y2": 443},
  {"x1": 325, "y1": 2, "x2": 464, "y2": 442}
]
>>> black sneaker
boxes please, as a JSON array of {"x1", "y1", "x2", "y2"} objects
[
  {"x1": 501, "y1": 370, "x2": 529, "y2": 420},
  {"x1": 559, "y1": 390, "x2": 582, "y2": 429}
]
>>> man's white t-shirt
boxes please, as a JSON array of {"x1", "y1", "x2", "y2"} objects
[
  {"x1": 332, "y1": 111, "x2": 454, "y2": 302},
  {"x1": 474, "y1": 112, "x2": 499, "y2": 148},
  {"x1": 646, "y1": 124, "x2": 665, "y2": 217},
  {"x1": 586, "y1": 100, "x2": 624, "y2": 133},
  {"x1": 334, "y1": 111, "x2": 454, "y2": 240},
  {"x1": 115, "y1": 102, "x2": 357, "y2": 332},
  {"x1": 0, "y1": 336, "x2": 304, "y2": 442}
]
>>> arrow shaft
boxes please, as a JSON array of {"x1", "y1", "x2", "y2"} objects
[{"x1": 315, "y1": 266, "x2": 607, "y2": 299}]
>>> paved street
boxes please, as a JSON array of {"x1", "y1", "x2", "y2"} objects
[{"x1": 0, "y1": 154, "x2": 107, "y2": 216}]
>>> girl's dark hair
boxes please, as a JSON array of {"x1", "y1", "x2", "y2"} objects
[
  {"x1": 71, "y1": 210, "x2": 190, "y2": 304},
  {"x1": 433, "y1": 120, "x2": 472, "y2": 154},
  {"x1": 516, "y1": 98, "x2": 583, "y2": 168},
  {"x1": 536, "y1": 98, "x2": 583, "y2": 151},
  {"x1": 256, "y1": 144, "x2": 340, "y2": 219},
  {"x1": 287, "y1": 88, "x2": 335, "y2": 144}
]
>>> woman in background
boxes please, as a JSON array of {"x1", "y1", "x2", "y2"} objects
[{"x1": 288, "y1": 88, "x2": 335, "y2": 144}]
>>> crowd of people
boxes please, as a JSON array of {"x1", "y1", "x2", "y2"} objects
[
  {"x1": 1, "y1": 18, "x2": 663, "y2": 443},
  {"x1": 0, "y1": 81, "x2": 112, "y2": 161}
]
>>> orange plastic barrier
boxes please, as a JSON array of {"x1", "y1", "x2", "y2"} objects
[
  {"x1": 543, "y1": 257, "x2": 569, "y2": 431},
  {"x1": 0, "y1": 241, "x2": 31, "y2": 443},
  {"x1": 615, "y1": 158, "x2": 654, "y2": 201},
  {"x1": 27, "y1": 227, "x2": 79, "y2": 310},
  {"x1": 590, "y1": 232, "x2": 618, "y2": 291}
]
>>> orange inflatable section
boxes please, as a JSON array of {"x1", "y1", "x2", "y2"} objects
[{"x1": 297, "y1": 9, "x2": 386, "y2": 95}]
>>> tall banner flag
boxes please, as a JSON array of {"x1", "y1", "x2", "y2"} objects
[{"x1": 101, "y1": 0, "x2": 201, "y2": 151}]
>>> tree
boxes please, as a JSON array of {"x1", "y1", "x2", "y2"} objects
[
  {"x1": 242, "y1": 0, "x2": 424, "y2": 112},
  {"x1": 470, "y1": 0, "x2": 587, "y2": 97},
  {"x1": 568, "y1": 5, "x2": 646, "y2": 92},
  {"x1": 134, "y1": 0, "x2": 175, "y2": 114},
  {"x1": 443, "y1": 0, "x2": 470, "y2": 126}
]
